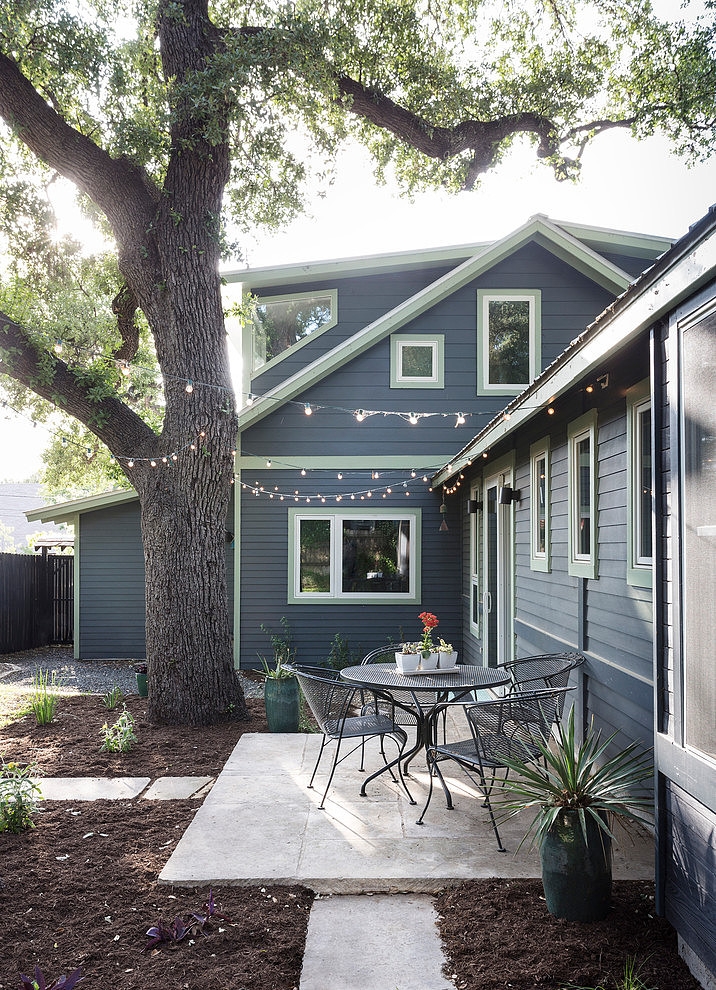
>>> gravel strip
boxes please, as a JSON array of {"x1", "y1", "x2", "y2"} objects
[{"x1": 0, "y1": 646, "x2": 265, "y2": 699}]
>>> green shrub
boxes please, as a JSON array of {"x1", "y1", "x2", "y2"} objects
[
  {"x1": 0, "y1": 757, "x2": 42, "y2": 833},
  {"x1": 100, "y1": 708, "x2": 138, "y2": 753},
  {"x1": 28, "y1": 669, "x2": 62, "y2": 725},
  {"x1": 102, "y1": 685, "x2": 124, "y2": 710}
]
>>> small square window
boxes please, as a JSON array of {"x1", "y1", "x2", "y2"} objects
[{"x1": 391, "y1": 335, "x2": 444, "y2": 388}]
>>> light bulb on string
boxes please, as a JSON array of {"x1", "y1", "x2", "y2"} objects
[
  {"x1": 304, "y1": 403, "x2": 312, "y2": 416},
  {"x1": 408, "y1": 412, "x2": 418, "y2": 425},
  {"x1": 185, "y1": 380, "x2": 194, "y2": 394},
  {"x1": 455, "y1": 412, "x2": 466, "y2": 426},
  {"x1": 301, "y1": 468, "x2": 307, "y2": 476},
  {"x1": 54, "y1": 339, "x2": 63, "y2": 354},
  {"x1": 246, "y1": 393, "x2": 254, "y2": 406},
  {"x1": 355, "y1": 409, "x2": 365, "y2": 422}
]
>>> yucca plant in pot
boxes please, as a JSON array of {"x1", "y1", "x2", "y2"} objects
[{"x1": 497, "y1": 706, "x2": 653, "y2": 923}]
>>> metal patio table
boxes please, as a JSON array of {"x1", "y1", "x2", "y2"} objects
[{"x1": 340, "y1": 662, "x2": 511, "y2": 786}]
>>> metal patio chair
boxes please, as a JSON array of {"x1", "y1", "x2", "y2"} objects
[
  {"x1": 416, "y1": 686, "x2": 573, "y2": 851},
  {"x1": 498, "y1": 651, "x2": 585, "y2": 698},
  {"x1": 286, "y1": 664, "x2": 414, "y2": 809}
]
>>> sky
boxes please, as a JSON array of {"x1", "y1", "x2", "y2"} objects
[{"x1": 2, "y1": 130, "x2": 715, "y2": 483}]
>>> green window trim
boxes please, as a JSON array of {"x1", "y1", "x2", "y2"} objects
[
  {"x1": 477, "y1": 289, "x2": 541, "y2": 396},
  {"x1": 530, "y1": 438, "x2": 551, "y2": 573},
  {"x1": 567, "y1": 409, "x2": 598, "y2": 580},
  {"x1": 288, "y1": 507, "x2": 421, "y2": 604},
  {"x1": 626, "y1": 379, "x2": 653, "y2": 589},
  {"x1": 247, "y1": 288, "x2": 338, "y2": 375},
  {"x1": 390, "y1": 334, "x2": 445, "y2": 388}
]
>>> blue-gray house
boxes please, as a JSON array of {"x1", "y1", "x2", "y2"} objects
[{"x1": 25, "y1": 208, "x2": 716, "y2": 985}]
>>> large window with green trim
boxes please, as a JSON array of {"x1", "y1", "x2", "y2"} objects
[
  {"x1": 477, "y1": 290, "x2": 541, "y2": 394},
  {"x1": 288, "y1": 508, "x2": 420, "y2": 603},
  {"x1": 251, "y1": 289, "x2": 337, "y2": 370}
]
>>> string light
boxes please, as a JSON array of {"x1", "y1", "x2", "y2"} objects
[
  {"x1": 304, "y1": 403, "x2": 312, "y2": 416},
  {"x1": 456, "y1": 412, "x2": 466, "y2": 426},
  {"x1": 185, "y1": 380, "x2": 194, "y2": 394},
  {"x1": 408, "y1": 412, "x2": 418, "y2": 425},
  {"x1": 355, "y1": 409, "x2": 365, "y2": 422}
]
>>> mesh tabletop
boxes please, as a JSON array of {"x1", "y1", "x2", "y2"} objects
[{"x1": 340, "y1": 663, "x2": 510, "y2": 693}]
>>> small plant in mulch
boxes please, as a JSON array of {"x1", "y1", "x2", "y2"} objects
[
  {"x1": 19, "y1": 965, "x2": 83, "y2": 990},
  {"x1": 0, "y1": 757, "x2": 43, "y2": 833},
  {"x1": 144, "y1": 889, "x2": 232, "y2": 951},
  {"x1": 100, "y1": 707, "x2": 138, "y2": 752},
  {"x1": 28, "y1": 669, "x2": 62, "y2": 725},
  {"x1": 101, "y1": 685, "x2": 124, "y2": 710},
  {"x1": 563, "y1": 955, "x2": 656, "y2": 990}
]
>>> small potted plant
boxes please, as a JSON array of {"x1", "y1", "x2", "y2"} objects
[
  {"x1": 496, "y1": 705, "x2": 653, "y2": 922},
  {"x1": 395, "y1": 641, "x2": 420, "y2": 673},
  {"x1": 134, "y1": 662, "x2": 148, "y2": 698},
  {"x1": 259, "y1": 618, "x2": 299, "y2": 732},
  {"x1": 436, "y1": 639, "x2": 458, "y2": 669},
  {"x1": 417, "y1": 611, "x2": 440, "y2": 669}
]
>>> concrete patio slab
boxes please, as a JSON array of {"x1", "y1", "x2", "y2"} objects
[
  {"x1": 36, "y1": 776, "x2": 151, "y2": 801},
  {"x1": 141, "y1": 776, "x2": 214, "y2": 800},
  {"x1": 159, "y1": 733, "x2": 655, "y2": 894},
  {"x1": 300, "y1": 894, "x2": 453, "y2": 990}
]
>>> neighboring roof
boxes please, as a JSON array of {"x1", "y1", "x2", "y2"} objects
[
  {"x1": 433, "y1": 205, "x2": 716, "y2": 488},
  {"x1": 0, "y1": 483, "x2": 73, "y2": 548},
  {"x1": 25, "y1": 488, "x2": 137, "y2": 525},
  {"x1": 238, "y1": 215, "x2": 655, "y2": 431},
  {"x1": 224, "y1": 216, "x2": 673, "y2": 289}
]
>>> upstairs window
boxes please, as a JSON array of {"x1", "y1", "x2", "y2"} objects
[
  {"x1": 251, "y1": 290, "x2": 337, "y2": 370},
  {"x1": 477, "y1": 290, "x2": 541, "y2": 394},
  {"x1": 390, "y1": 335, "x2": 444, "y2": 388},
  {"x1": 568, "y1": 409, "x2": 598, "y2": 579}
]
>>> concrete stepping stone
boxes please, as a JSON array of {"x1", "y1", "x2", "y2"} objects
[
  {"x1": 142, "y1": 776, "x2": 213, "y2": 800},
  {"x1": 299, "y1": 893, "x2": 455, "y2": 990},
  {"x1": 35, "y1": 777, "x2": 150, "y2": 800}
]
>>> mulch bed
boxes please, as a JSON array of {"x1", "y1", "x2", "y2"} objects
[{"x1": 0, "y1": 690, "x2": 704, "y2": 990}]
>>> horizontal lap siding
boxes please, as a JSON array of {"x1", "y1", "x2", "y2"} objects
[
  {"x1": 239, "y1": 471, "x2": 462, "y2": 668},
  {"x1": 79, "y1": 504, "x2": 146, "y2": 658},
  {"x1": 665, "y1": 781, "x2": 716, "y2": 977},
  {"x1": 78, "y1": 500, "x2": 234, "y2": 660},
  {"x1": 507, "y1": 366, "x2": 654, "y2": 746}
]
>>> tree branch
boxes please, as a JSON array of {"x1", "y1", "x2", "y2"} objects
[
  {"x1": 0, "y1": 310, "x2": 157, "y2": 459},
  {"x1": 336, "y1": 76, "x2": 565, "y2": 188},
  {"x1": 0, "y1": 52, "x2": 159, "y2": 249},
  {"x1": 111, "y1": 285, "x2": 140, "y2": 364}
]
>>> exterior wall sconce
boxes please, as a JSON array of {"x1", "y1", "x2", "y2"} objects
[
  {"x1": 466, "y1": 499, "x2": 483, "y2": 514},
  {"x1": 498, "y1": 486, "x2": 521, "y2": 505}
]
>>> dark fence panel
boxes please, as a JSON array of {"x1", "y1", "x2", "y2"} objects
[{"x1": 0, "y1": 553, "x2": 74, "y2": 653}]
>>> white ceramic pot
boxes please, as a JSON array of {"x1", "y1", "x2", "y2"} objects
[
  {"x1": 396, "y1": 652, "x2": 419, "y2": 673},
  {"x1": 437, "y1": 651, "x2": 458, "y2": 668},
  {"x1": 420, "y1": 651, "x2": 439, "y2": 670}
]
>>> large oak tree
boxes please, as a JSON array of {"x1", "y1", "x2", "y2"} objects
[{"x1": 1, "y1": 0, "x2": 714, "y2": 723}]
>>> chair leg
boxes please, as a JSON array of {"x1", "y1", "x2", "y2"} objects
[
  {"x1": 360, "y1": 733, "x2": 415, "y2": 805},
  {"x1": 308, "y1": 735, "x2": 328, "y2": 791},
  {"x1": 317, "y1": 738, "x2": 343, "y2": 810}
]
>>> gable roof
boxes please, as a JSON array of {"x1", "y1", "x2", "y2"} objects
[
  {"x1": 237, "y1": 215, "x2": 663, "y2": 431},
  {"x1": 432, "y1": 205, "x2": 716, "y2": 488},
  {"x1": 25, "y1": 488, "x2": 137, "y2": 525}
]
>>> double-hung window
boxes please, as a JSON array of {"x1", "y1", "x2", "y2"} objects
[
  {"x1": 627, "y1": 379, "x2": 653, "y2": 587},
  {"x1": 477, "y1": 290, "x2": 541, "y2": 394},
  {"x1": 288, "y1": 508, "x2": 420, "y2": 603},
  {"x1": 567, "y1": 409, "x2": 598, "y2": 579},
  {"x1": 530, "y1": 438, "x2": 550, "y2": 572}
]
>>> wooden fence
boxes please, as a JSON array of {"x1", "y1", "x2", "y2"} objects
[{"x1": 0, "y1": 553, "x2": 74, "y2": 654}]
